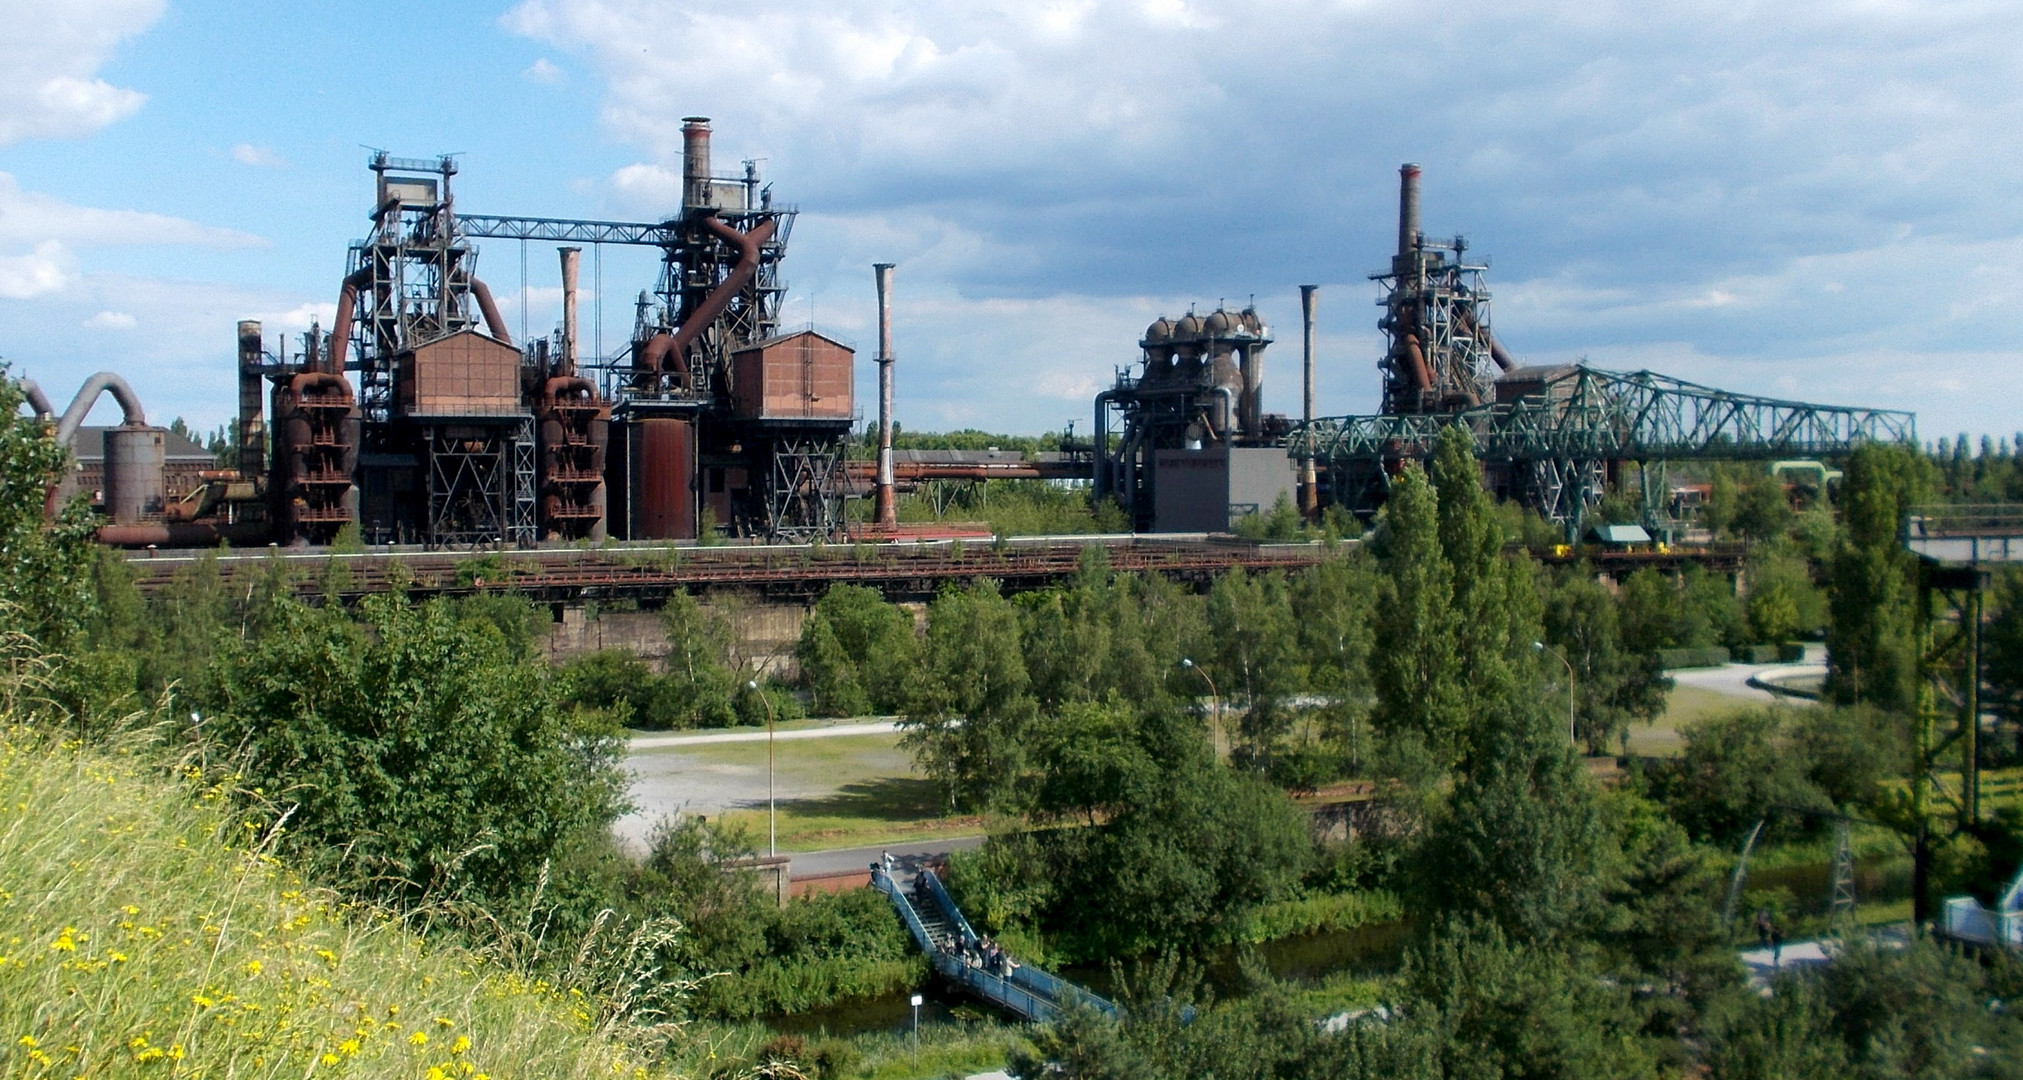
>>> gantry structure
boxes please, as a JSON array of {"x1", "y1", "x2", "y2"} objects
[{"x1": 1291, "y1": 364, "x2": 1917, "y2": 531}]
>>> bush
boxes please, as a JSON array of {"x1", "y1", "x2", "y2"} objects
[
  {"x1": 208, "y1": 593, "x2": 627, "y2": 910},
  {"x1": 1658, "y1": 646, "x2": 1734, "y2": 670}
]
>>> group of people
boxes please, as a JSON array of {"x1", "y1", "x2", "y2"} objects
[{"x1": 942, "y1": 929, "x2": 1018, "y2": 979}]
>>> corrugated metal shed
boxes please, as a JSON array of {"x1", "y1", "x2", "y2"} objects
[{"x1": 1587, "y1": 524, "x2": 1653, "y2": 545}]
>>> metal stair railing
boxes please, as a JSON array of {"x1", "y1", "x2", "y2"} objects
[{"x1": 873, "y1": 866, "x2": 1118, "y2": 1022}]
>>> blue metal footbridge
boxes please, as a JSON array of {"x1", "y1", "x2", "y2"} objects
[{"x1": 872, "y1": 864, "x2": 1117, "y2": 1022}]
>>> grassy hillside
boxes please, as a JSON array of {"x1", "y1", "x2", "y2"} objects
[{"x1": 0, "y1": 723, "x2": 684, "y2": 1080}]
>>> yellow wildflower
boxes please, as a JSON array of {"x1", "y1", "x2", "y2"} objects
[
  {"x1": 244, "y1": 960, "x2": 263, "y2": 976},
  {"x1": 450, "y1": 1036, "x2": 470, "y2": 1055},
  {"x1": 408, "y1": 1031, "x2": 428, "y2": 1047}
]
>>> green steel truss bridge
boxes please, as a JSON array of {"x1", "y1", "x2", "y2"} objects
[{"x1": 1289, "y1": 364, "x2": 1916, "y2": 532}]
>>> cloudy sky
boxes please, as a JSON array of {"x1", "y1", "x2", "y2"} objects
[{"x1": 3, "y1": 0, "x2": 2019, "y2": 440}]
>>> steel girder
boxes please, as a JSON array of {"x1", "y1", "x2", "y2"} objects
[{"x1": 1291, "y1": 365, "x2": 1917, "y2": 466}]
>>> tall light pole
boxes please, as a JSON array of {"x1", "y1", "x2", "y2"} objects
[
  {"x1": 1181, "y1": 658, "x2": 1221, "y2": 741},
  {"x1": 1533, "y1": 642, "x2": 1577, "y2": 750},
  {"x1": 747, "y1": 679, "x2": 777, "y2": 856}
]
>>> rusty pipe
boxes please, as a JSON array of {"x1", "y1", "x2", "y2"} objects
[
  {"x1": 467, "y1": 275, "x2": 512, "y2": 346},
  {"x1": 874, "y1": 262, "x2": 897, "y2": 527},
  {"x1": 640, "y1": 332, "x2": 680, "y2": 380},
  {"x1": 19, "y1": 378, "x2": 53, "y2": 420},
  {"x1": 659, "y1": 215, "x2": 778, "y2": 376},
  {"x1": 54, "y1": 372, "x2": 147, "y2": 444},
  {"x1": 95, "y1": 521, "x2": 271, "y2": 548},
  {"x1": 558, "y1": 247, "x2": 581, "y2": 376},
  {"x1": 1299, "y1": 285, "x2": 1317, "y2": 515},
  {"x1": 1399, "y1": 333, "x2": 1435, "y2": 397},
  {"x1": 328, "y1": 267, "x2": 375, "y2": 373},
  {"x1": 540, "y1": 374, "x2": 599, "y2": 409}
]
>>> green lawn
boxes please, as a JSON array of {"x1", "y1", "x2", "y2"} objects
[
  {"x1": 1625, "y1": 685, "x2": 1758, "y2": 757},
  {"x1": 657, "y1": 732, "x2": 982, "y2": 851}
]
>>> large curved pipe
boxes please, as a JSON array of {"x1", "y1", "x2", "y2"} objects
[
  {"x1": 467, "y1": 275, "x2": 512, "y2": 346},
  {"x1": 54, "y1": 372, "x2": 146, "y2": 444},
  {"x1": 639, "y1": 332, "x2": 680, "y2": 380},
  {"x1": 328, "y1": 267, "x2": 374, "y2": 373},
  {"x1": 655, "y1": 216, "x2": 779, "y2": 378},
  {"x1": 19, "y1": 379, "x2": 53, "y2": 420},
  {"x1": 1398, "y1": 332, "x2": 1435, "y2": 397}
]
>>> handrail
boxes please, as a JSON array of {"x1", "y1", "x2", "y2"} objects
[{"x1": 875, "y1": 865, "x2": 1117, "y2": 1021}]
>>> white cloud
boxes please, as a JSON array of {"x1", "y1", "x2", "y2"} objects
[
  {"x1": 501, "y1": 0, "x2": 2023, "y2": 436},
  {"x1": 0, "y1": 241, "x2": 77, "y2": 299},
  {"x1": 608, "y1": 162, "x2": 681, "y2": 210},
  {"x1": 0, "y1": 0, "x2": 163, "y2": 145},
  {"x1": 81, "y1": 309, "x2": 135, "y2": 329},
  {"x1": 0, "y1": 172, "x2": 266, "y2": 248},
  {"x1": 524, "y1": 57, "x2": 565, "y2": 83},
  {"x1": 230, "y1": 142, "x2": 284, "y2": 168}
]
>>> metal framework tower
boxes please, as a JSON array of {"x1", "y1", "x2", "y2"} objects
[
  {"x1": 1377, "y1": 165, "x2": 1507, "y2": 414},
  {"x1": 452, "y1": 119, "x2": 850, "y2": 542},
  {"x1": 339, "y1": 154, "x2": 535, "y2": 546},
  {"x1": 1902, "y1": 506, "x2": 2023, "y2": 924}
]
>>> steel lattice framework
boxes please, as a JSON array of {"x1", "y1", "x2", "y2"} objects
[{"x1": 1290, "y1": 364, "x2": 1917, "y2": 528}]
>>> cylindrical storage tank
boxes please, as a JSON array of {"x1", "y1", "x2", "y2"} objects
[{"x1": 103, "y1": 425, "x2": 166, "y2": 525}]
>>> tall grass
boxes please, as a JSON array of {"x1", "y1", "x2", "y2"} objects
[{"x1": 0, "y1": 721, "x2": 691, "y2": 1080}]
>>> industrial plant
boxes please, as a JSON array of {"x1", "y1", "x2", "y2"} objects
[{"x1": 16, "y1": 131, "x2": 1917, "y2": 551}]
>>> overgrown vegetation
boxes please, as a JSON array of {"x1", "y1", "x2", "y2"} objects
[{"x1": 13, "y1": 377, "x2": 2023, "y2": 1079}]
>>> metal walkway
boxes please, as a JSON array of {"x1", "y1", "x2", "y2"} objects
[{"x1": 872, "y1": 865, "x2": 1116, "y2": 1023}]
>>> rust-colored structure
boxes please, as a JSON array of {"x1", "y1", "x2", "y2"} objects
[{"x1": 731, "y1": 331, "x2": 854, "y2": 420}]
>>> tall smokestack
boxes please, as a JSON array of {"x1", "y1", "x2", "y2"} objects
[
  {"x1": 682, "y1": 117, "x2": 713, "y2": 209},
  {"x1": 1299, "y1": 286, "x2": 1318, "y2": 516},
  {"x1": 873, "y1": 263, "x2": 897, "y2": 528},
  {"x1": 558, "y1": 246, "x2": 581, "y2": 376},
  {"x1": 236, "y1": 320, "x2": 265, "y2": 479},
  {"x1": 1397, "y1": 163, "x2": 1421, "y2": 258}
]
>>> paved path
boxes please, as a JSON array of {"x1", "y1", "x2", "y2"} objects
[
  {"x1": 1670, "y1": 646, "x2": 1826, "y2": 705},
  {"x1": 791, "y1": 835, "x2": 988, "y2": 878},
  {"x1": 629, "y1": 719, "x2": 902, "y2": 749}
]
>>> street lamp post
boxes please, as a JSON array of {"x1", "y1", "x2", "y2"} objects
[
  {"x1": 1181, "y1": 658, "x2": 1221, "y2": 740},
  {"x1": 1533, "y1": 642, "x2": 1577, "y2": 749},
  {"x1": 747, "y1": 679, "x2": 777, "y2": 856}
]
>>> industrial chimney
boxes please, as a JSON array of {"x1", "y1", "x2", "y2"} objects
[
  {"x1": 873, "y1": 262, "x2": 897, "y2": 528},
  {"x1": 1397, "y1": 163, "x2": 1421, "y2": 259},
  {"x1": 236, "y1": 320, "x2": 265, "y2": 480},
  {"x1": 682, "y1": 117, "x2": 713, "y2": 209},
  {"x1": 558, "y1": 246, "x2": 581, "y2": 376},
  {"x1": 1299, "y1": 285, "x2": 1318, "y2": 516}
]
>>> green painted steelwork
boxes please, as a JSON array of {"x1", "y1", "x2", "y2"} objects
[
  {"x1": 1292, "y1": 365, "x2": 1914, "y2": 464},
  {"x1": 1288, "y1": 364, "x2": 1916, "y2": 532}
]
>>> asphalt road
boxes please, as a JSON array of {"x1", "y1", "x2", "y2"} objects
[
  {"x1": 629, "y1": 719, "x2": 902, "y2": 749},
  {"x1": 788, "y1": 835, "x2": 989, "y2": 878},
  {"x1": 1667, "y1": 644, "x2": 1825, "y2": 704}
]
